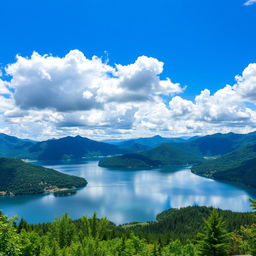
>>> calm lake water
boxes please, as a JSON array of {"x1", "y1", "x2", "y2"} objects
[{"x1": 0, "y1": 159, "x2": 256, "y2": 224}]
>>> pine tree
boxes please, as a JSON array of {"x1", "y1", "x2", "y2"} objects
[
  {"x1": 18, "y1": 218, "x2": 29, "y2": 233},
  {"x1": 197, "y1": 209, "x2": 230, "y2": 256},
  {"x1": 0, "y1": 214, "x2": 22, "y2": 256},
  {"x1": 249, "y1": 198, "x2": 256, "y2": 212}
]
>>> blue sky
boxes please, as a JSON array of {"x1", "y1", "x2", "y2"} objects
[
  {"x1": 0, "y1": 0, "x2": 256, "y2": 140},
  {"x1": 0, "y1": 0, "x2": 255, "y2": 96}
]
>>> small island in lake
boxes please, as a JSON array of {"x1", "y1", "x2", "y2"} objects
[
  {"x1": 99, "y1": 153, "x2": 162, "y2": 169},
  {"x1": 0, "y1": 158, "x2": 87, "y2": 195},
  {"x1": 99, "y1": 143, "x2": 203, "y2": 169}
]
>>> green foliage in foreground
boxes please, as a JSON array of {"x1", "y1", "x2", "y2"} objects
[
  {"x1": 1, "y1": 202, "x2": 256, "y2": 256},
  {"x1": 192, "y1": 142, "x2": 256, "y2": 188},
  {"x1": 197, "y1": 209, "x2": 230, "y2": 256},
  {"x1": 0, "y1": 158, "x2": 87, "y2": 195},
  {"x1": 129, "y1": 206, "x2": 255, "y2": 242}
]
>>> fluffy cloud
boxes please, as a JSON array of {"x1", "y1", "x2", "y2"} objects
[
  {"x1": 0, "y1": 79, "x2": 11, "y2": 95},
  {"x1": 5, "y1": 50, "x2": 182, "y2": 112},
  {"x1": 234, "y1": 63, "x2": 256, "y2": 102},
  {"x1": 0, "y1": 50, "x2": 256, "y2": 140},
  {"x1": 169, "y1": 88, "x2": 255, "y2": 124},
  {"x1": 244, "y1": 0, "x2": 256, "y2": 6}
]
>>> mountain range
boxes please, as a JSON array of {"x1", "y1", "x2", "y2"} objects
[
  {"x1": 103, "y1": 135, "x2": 200, "y2": 152},
  {"x1": 27, "y1": 135, "x2": 125, "y2": 160},
  {"x1": 0, "y1": 134, "x2": 124, "y2": 160},
  {"x1": 99, "y1": 132, "x2": 256, "y2": 188},
  {"x1": 1, "y1": 131, "x2": 256, "y2": 188},
  {"x1": 0, "y1": 133, "x2": 35, "y2": 158}
]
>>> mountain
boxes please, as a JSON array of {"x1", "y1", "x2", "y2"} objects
[
  {"x1": 28, "y1": 135, "x2": 125, "y2": 160},
  {"x1": 192, "y1": 142, "x2": 256, "y2": 188},
  {"x1": 181, "y1": 132, "x2": 256, "y2": 156},
  {"x1": 2, "y1": 131, "x2": 256, "y2": 161},
  {"x1": 103, "y1": 132, "x2": 256, "y2": 156},
  {"x1": 0, "y1": 133, "x2": 34, "y2": 158},
  {"x1": 99, "y1": 143, "x2": 203, "y2": 168},
  {"x1": 98, "y1": 153, "x2": 162, "y2": 169},
  {"x1": 106, "y1": 135, "x2": 187, "y2": 149},
  {"x1": 141, "y1": 143, "x2": 203, "y2": 165},
  {"x1": 0, "y1": 158, "x2": 87, "y2": 195},
  {"x1": 121, "y1": 143, "x2": 150, "y2": 153}
]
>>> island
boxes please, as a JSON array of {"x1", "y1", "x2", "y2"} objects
[
  {"x1": 0, "y1": 158, "x2": 87, "y2": 195},
  {"x1": 98, "y1": 153, "x2": 162, "y2": 169},
  {"x1": 99, "y1": 143, "x2": 203, "y2": 169}
]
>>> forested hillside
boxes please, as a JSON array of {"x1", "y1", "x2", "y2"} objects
[
  {"x1": 142, "y1": 143, "x2": 203, "y2": 165},
  {"x1": 109, "y1": 135, "x2": 187, "y2": 149},
  {"x1": 98, "y1": 153, "x2": 162, "y2": 168},
  {"x1": 0, "y1": 158, "x2": 87, "y2": 195},
  {"x1": 28, "y1": 135, "x2": 125, "y2": 160},
  {"x1": 2, "y1": 131, "x2": 256, "y2": 161},
  {"x1": 0, "y1": 133, "x2": 125, "y2": 160},
  {"x1": 192, "y1": 142, "x2": 256, "y2": 188},
  {"x1": 1, "y1": 203, "x2": 256, "y2": 256},
  {"x1": 99, "y1": 143, "x2": 203, "y2": 168},
  {"x1": 0, "y1": 133, "x2": 34, "y2": 158},
  {"x1": 126, "y1": 206, "x2": 255, "y2": 241},
  {"x1": 161, "y1": 131, "x2": 256, "y2": 157}
]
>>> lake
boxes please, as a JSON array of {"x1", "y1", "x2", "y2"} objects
[{"x1": 0, "y1": 159, "x2": 255, "y2": 224}]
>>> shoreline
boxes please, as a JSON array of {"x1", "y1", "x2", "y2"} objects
[{"x1": 0, "y1": 186, "x2": 84, "y2": 197}]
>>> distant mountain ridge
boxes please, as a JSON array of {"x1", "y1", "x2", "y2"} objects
[
  {"x1": 0, "y1": 133, "x2": 34, "y2": 158},
  {"x1": 2, "y1": 131, "x2": 256, "y2": 161},
  {"x1": 0, "y1": 134, "x2": 125, "y2": 160},
  {"x1": 104, "y1": 135, "x2": 189, "y2": 149},
  {"x1": 103, "y1": 132, "x2": 256, "y2": 156},
  {"x1": 28, "y1": 135, "x2": 125, "y2": 160},
  {"x1": 182, "y1": 132, "x2": 256, "y2": 156}
]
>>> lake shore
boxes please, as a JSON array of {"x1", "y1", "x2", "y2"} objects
[{"x1": 0, "y1": 186, "x2": 81, "y2": 197}]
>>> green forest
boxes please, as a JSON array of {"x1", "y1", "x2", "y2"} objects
[
  {"x1": 0, "y1": 158, "x2": 87, "y2": 195},
  {"x1": 99, "y1": 143, "x2": 202, "y2": 169},
  {"x1": 98, "y1": 153, "x2": 162, "y2": 169},
  {"x1": 192, "y1": 142, "x2": 256, "y2": 188},
  {"x1": 1, "y1": 202, "x2": 256, "y2": 256}
]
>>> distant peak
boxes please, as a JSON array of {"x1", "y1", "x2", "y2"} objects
[{"x1": 153, "y1": 135, "x2": 162, "y2": 139}]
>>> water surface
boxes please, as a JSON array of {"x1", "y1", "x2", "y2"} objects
[{"x1": 0, "y1": 159, "x2": 255, "y2": 224}]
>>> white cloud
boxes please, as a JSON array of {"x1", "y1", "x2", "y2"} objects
[
  {"x1": 0, "y1": 79, "x2": 11, "y2": 95},
  {"x1": 234, "y1": 63, "x2": 256, "y2": 102},
  {"x1": 0, "y1": 50, "x2": 256, "y2": 140},
  {"x1": 5, "y1": 50, "x2": 183, "y2": 112},
  {"x1": 244, "y1": 0, "x2": 256, "y2": 6}
]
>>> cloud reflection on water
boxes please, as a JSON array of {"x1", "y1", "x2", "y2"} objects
[{"x1": 0, "y1": 161, "x2": 255, "y2": 224}]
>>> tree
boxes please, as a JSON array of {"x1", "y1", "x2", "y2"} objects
[
  {"x1": 197, "y1": 209, "x2": 230, "y2": 256},
  {"x1": 18, "y1": 218, "x2": 29, "y2": 233},
  {"x1": 50, "y1": 213, "x2": 76, "y2": 248},
  {"x1": 0, "y1": 214, "x2": 22, "y2": 256},
  {"x1": 249, "y1": 198, "x2": 256, "y2": 212}
]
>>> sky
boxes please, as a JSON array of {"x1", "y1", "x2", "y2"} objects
[{"x1": 0, "y1": 0, "x2": 256, "y2": 140}]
